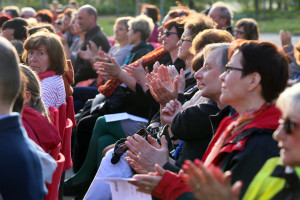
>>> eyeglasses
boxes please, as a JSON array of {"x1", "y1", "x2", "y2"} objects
[
  {"x1": 225, "y1": 65, "x2": 244, "y2": 73},
  {"x1": 279, "y1": 117, "x2": 300, "y2": 134},
  {"x1": 180, "y1": 36, "x2": 193, "y2": 43},
  {"x1": 164, "y1": 31, "x2": 177, "y2": 37},
  {"x1": 234, "y1": 29, "x2": 245, "y2": 35}
]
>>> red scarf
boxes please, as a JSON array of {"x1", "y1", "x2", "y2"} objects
[
  {"x1": 98, "y1": 46, "x2": 167, "y2": 97},
  {"x1": 38, "y1": 70, "x2": 57, "y2": 81},
  {"x1": 204, "y1": 102, "x2": 269, "y2": 166}
]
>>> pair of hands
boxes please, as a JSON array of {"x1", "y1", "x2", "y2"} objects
[
  {"x1": 78, "y1": 41, "x2": 111, "y2": 66},
  {"x1": 147, "y1": 62, "x2": 185, "y2": 107}
]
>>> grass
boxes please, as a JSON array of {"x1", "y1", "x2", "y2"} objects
[{"x1": 98, "y1": 15, "x2": 300, "y2": 37}]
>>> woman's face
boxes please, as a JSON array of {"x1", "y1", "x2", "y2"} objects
[
  {"x1": 219, "y1": 50, "x2": 249, "y2": 106},
  {"x1": 234, "y1": 26, "x2": 246, "y2": 40},
  {"x1": 28, "y1": 45, "x2": 51, "y2": 74},
  {"x1": 274, "y1": 112, "x2": 300, "y2": 167},
  {"x1": 70, "y1": 19, "x2": 82, "y2": 36},
  {"x1": 177, "y1": 29, "x2": 193, "y2": 61},
  {"x1": 162, "y1": 26, "x2": 179, "y2": 53},
  {"x1": 114, "y1": 22, "x2": 128, "y2": 43}
]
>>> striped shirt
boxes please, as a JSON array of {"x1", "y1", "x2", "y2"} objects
[{"x1": 41, "y1": 75, "x2": 66, "y2": 110}]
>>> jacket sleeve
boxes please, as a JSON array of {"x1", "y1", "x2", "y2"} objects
[
  {"x1": 171, "y1": 103, "x2": 219, "y2": 141},
  {"x1": 152, "y1": 170, "x2": 193, "y2": 200}
]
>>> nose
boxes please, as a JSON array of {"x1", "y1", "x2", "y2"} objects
[
  {"x1": 194, "y1": 68, "x2": 203, "y2": 80},
  {"x1": 176, "y1": 40, "x2": 182, "y2": 47},
  {"x1": 273, "y1": 124, "x2": 286, "y2": 142},
  {"x1": 219, "y1": 71, "x2": 226, "y2": 82}
]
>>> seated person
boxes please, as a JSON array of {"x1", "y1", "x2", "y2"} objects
[{"x1": 234, "y1": 18, "x2": 259, "y2": 40}]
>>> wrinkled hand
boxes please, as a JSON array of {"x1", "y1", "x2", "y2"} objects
[
  {"x1": 161, "y1": 99, "x2": 182, "y2": 125},
  {"x1": 125, "y1": 134, "x2": 169, "y2": 173},
  {"x1": 280, "y1": 30, "x2": 292, "y2": 47},
  {"x1": 94, "y1": 57, "x2": 122, "y2": 78},
  {"x1": 123, "y1": 61, "x2": 148, "y2": 85},
  {"x1": 181, "y1": 159, "x2": 242, "y2": 200},
  {"x1": 129, "y1": 164, "x2": 165, "y2": 194},
  {"x1": 78, "y1": 41, "x2": 98, "y2": 63},
  {"x1": 95, "y1": 47, "x2": 111, "y2": 63}
]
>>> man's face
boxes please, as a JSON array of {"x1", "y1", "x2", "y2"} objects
[
  {"x1": 77, "y1": 8, "x2": 92, "y2": 32},
  {"x1": 209, "y1": 7, "x2": 227, "y2": 29},
  {"x1": 1, "y1": 28, "x2": 14, "y2": 41}
]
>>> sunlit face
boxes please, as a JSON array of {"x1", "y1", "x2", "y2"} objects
[
  {"x1": 177, "y1": 29, "x2": 193, "y2": 60},
  {"x1": 162, "y1": 26, "x2": 179, "y2": 53},
  {"x1": 157, "y1": 15, "x2": 172, "y2": 43},
  {"x1": 28, "y1": 45, "x2": 51, "y2": 74},
  {"x1": 234, "y1": 26, "x2": 246, "y2": 40},
  {"x1": 1, "y1": 28, "x2": 14, "y2": 41},
  {"x1": 194, "y1": 49, "x2": 223, "y2": 101},
  {"x1": 77, "y1": 8, "x2": 93, "y2": 32},
  {"x1": 273, "y1": 112, "x2": 300, "y2": 167},
  {"x1": 219, "y1": 50, "x2": 249, "y2": 106},
  {"x1": 70, "y1": 18, "x2": 82, "y2": 36},
  {"x1": 114, "y1": 22, "x2": 128, "y2": 43},
  {"x1": 62, "y1": 15, "x2": 71, "y2": 32},
  {"x1": 127, "y1": 28, "x2": 139, "y2": 46},
  {"x1": 208, "y1": 7, "x2": 226, "y2": 29}
]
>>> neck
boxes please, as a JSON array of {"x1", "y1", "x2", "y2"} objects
[
  {"x1": 0, "y1": 104, "x2": 11, "y2": 116},
  {"x1": 233, "y1": 95, "x2": 266, "y2": 115},
  {"x1": 169, "y1": 48, "x2": 178, "y2": 63},
  {"x1": 133, "y1": 39, "x2": 142, "y2": 47},
  {"x1": 118, "y1": 39, "x2": 129, "y2": 48},
  {"x1": 184, "y1": 55, "x2": 193, "y2": 70}
]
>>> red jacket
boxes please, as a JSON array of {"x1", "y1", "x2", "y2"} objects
[{"x1": 22, "y1": 106, "x2": 61, "y2": 153}]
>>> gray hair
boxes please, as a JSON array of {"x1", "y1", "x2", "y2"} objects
[
  {"x1": 211, "y1": 2, "x2": 233, "y2": 26},
  {"x1": 203, "y1": 43, "x2": 231, "y2": 71},
  {"x1": 128, "y1": 15, "x2": 154, "y2": 41},
  {"x1": 276, "y1": 83, "x2": 300, "y2": 119}
]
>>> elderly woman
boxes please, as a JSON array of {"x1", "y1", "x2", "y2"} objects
[
  {"x1": 234, "y1": 18, "x2": 259, "y2": 40},
  {"x1": 22, "y1": 31, "x2": 67, "y2": 110},
  {"x1": 131, "y1": 40, "x2": 289, "y2": 199}
]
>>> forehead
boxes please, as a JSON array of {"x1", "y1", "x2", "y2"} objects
[
  {"x1": 209, "y1": 7, "x2": 221, "y2": 18},
  {"x1": 182, "y1": 29, "x2": 191, "y2": 37},
  {"x1": 205, "y1": 48, "x2": 220, "y2": 65},
  {"x1": 78, "y1": 9, "x2": 88, "y2": 17}
]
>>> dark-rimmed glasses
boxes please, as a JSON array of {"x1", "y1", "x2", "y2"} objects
[
  {"x1": 164, "y1": 31, "x2": 177, "y2": 37},
  {"x1": 279, "y1": 117, "x2": 300, "y2": 134},
  {"x1": 225, "y1": 65, "x2": 244, "y2": 73},
  {"x1": 180, "y1": 36, "x2": 193, "y2": 43}
]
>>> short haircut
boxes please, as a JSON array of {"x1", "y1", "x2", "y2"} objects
[
  {"x1": 4, "y1": 6, "x2": 20, "y2": 18},
  {"x1": 211, "y1": 1, "x2": 233, "y2": 26},
  {"x1": 2, "y1": 18, "x2": 28, "y2": 40},
  {"x1": 203, "y1": 43, "x2": 231, "y2": 71},
  {"x1": 236, "y1": 18, "x2": 259, "y2": 40},
  {"x1": 276, "y1": 82, "x2": 300, "y2": 118},
  {"x1": 192, "y1": 29, "x2": 233, "y2": 54},
  {"x1": 0, "y1": 14, "x2": 11, "y2": 28},
  {"x1": 23, "y1": 31, "x2": 67, "y2": 75},
  {"x1": 20, "y1": 7, "x2": 36, "y2": 17},
  {"x1": 34, "y1": 9, "x2": 54, "y2": 24},
  {"x1": 164, "y1": 17, "x2": 185, "y2": 39},
  {"x1": 0, "y1": 37, "x2": 21, "y2": 106},
  {"x1": 141, "y1": 4, "x2": 161, "y2": 23},
  {"x1": 115, "y1": 16, "x2": 133, "y2": 31},
  {"x1": 229, "y1": 40, "x2": 289, "y2": 102},
  {"x1": 128, "y1": 15, "x2": 154, "y2": 41},
  {"x1": 27, "y1": 23, "x2": 55, "y2": 36},
  {"x1": 184, "y1": 13, "x2": 216, "y2": 38},
  {"x1": 79, "y1": 5, "x2": 97, "y2": 22},
  {"x1": 192, "y1": 52, "x2": 204, "y2": 72}
]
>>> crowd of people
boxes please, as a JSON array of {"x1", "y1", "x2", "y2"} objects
[{"x1": 0, "y1": 1, "x2": 300, "y2": 200}]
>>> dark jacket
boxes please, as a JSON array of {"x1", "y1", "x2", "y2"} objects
[
  {"x1": 123, "y1": 41, "x2": 154, "y2": 65},
  {"x1": 74, "y1": 26, "x2": 110, "y2": 84}
]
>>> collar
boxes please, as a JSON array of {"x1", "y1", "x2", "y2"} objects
[
  {"x1": 38, "y1": 70, "x2": 56, "y2": 81},
  {"x1": 131, "y1": 41, "x2": 147, "y2": 53}
]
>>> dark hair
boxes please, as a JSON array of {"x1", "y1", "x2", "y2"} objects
[
  {"x1": 141, "y1": 4, "x2": 161, "y2": 23},
  {"x1": 184, "y1": 13, "x2": 216, "y2": 38},
  {"x1": 34, "y1": 9, "x2": 54, "y2": 24},
  {"x1": 236, "y1": 18, "x2": 259, "y2": 40},
  {"x1": 192, "y1": 52, "x2": 204, "y2": 72},
  {"x1": 0, "y1": 37, "x2": 20, "y2": 105},
  {"x1": 167, "y1": 8, "x2": 190, "y2": 19},
  {"x1": 0, "y1": 14, "x2": 11, "y2": 28},
  {"x1": 12, "y1": 68, "x2": 27, "y2": 113},
  {"x1": 164, "y1": 18, "x2": 185, "y2": 39},
  {"x1": 23, "y1": 31, "x2": 67, "y2": 75},
  {"x1": 229, "y1": 40, "x2": 289, "y2": 102},
  {"x1": 27, "y1": 24, "x2": 55, "y2": 36},
  {"x1": 4, "y1": 6, "x2": 20, "y2": 18},
  {"x1": 2, "y1": 18, "x2": 28, "y2": 40}
]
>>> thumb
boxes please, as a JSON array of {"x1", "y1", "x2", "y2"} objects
[
  {"x1": 111, "y1": 57, "x2": 118, "y2": 65},
  {"x1": 145, "y1": 66, "x2": 149, "y2": 74},
  {"x1": 231, "y1": 181, "x2": 243, "y2": 200},
  {"x1": 173, "y1": 77, "x2": 179, "y2": 93},
  {"x1": 160, "y1": 135, "x2": 169, "y2": 151},
  {"x1": 180, "y1": 68, "x2": 185, "y2": 78},
  {"x1": 155, "y1": 164, "x2": 165, "y2": 176}
]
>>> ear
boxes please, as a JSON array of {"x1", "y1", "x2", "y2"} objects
[
  {"x1": 24, "y1": 91, "x2": 32, "y2": 105},
  {"x1": 247, "y1": 72, "x2": 261, "y2": 92}
]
